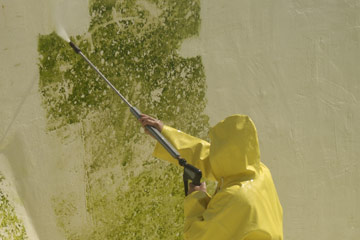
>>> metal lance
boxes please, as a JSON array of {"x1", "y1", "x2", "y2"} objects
[{"x1": 69, "y1": 41, "x2": 202, "y2": 195}]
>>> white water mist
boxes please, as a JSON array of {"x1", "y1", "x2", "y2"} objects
[{"x1": 56, "y1": 24, "x2": 70, "y2": 42}]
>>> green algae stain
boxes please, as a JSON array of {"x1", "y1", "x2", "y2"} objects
[
  {"x1": 38, "y1": 0, "x2": 208, "y2": 239},
  {"x1": 0, "y1": 174, "x2": 28, "y2": 240}
]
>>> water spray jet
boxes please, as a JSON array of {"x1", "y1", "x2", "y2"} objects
[{"x1": 55, "y1": 25, "x2": 70, "y2": 43}]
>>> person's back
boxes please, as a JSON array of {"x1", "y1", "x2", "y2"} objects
[{"x1": 208, "y1": 163, "x2": 283, "y2": 239}]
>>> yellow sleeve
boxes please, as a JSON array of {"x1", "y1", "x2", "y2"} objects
[
  {"x1": 183, "y1": 191, "x2": 211, "y2": 229},
  {"x1": 183, "y1": 190, "x2": 242, "y2": 240},
  {"x1": 152, "y1": 125, "x2": 216, "y2": 181},
  {"x1": 183, "y1": 190, "x2": 273, "y2": 240}
]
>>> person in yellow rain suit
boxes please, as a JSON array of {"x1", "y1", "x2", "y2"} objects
[{"x1": 140, "y1": 114, "x2": 283, "y2": 240}]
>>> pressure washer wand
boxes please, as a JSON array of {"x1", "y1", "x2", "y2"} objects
[{"x1": 69, "y1": 41, "x2": 201, "y2": 195}]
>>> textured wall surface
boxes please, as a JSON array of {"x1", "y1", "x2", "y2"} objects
[
  {"x1": 196, "y1": 1, "x2": 360, "y2": 239},
  {"x1": 1, "y1": 0, "x2": 360, "y2": 239}
]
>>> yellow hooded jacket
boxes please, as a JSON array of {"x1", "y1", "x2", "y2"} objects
[{"x1": 153, "y1": 115, "x2": 283, "y2": 240}]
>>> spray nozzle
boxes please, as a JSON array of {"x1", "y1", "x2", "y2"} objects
[{"x1": 69, "y1": 42, "x2": 81, "y2": 54}]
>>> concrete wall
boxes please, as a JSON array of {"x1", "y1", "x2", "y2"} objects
[
  {"x1": 197, "y1": 1, "x2": 360, "y2": 239},
  {"x1": 1, "y1": 0, "x2": 359, "y2": 239}
]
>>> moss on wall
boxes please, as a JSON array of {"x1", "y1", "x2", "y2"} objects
[
  {"x1": 38, "y1": 0, "x2": 208, "y2": 239},
  {"x1": 0, "y1": 174, "x2": 28, "y2": 240}
]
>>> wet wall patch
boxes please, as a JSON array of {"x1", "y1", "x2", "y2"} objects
[
  {"x1": 38, "y1": 0, "x2": 208, "y2": 239},
  {"x1": 0, "y1": 174, "x2": 28, "y2": 240}
]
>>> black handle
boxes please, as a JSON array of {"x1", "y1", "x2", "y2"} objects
[
  {"x1": 183, "y1": 162, "x2": 202, "y2": 196},
  {"x1": 184, "y1": 163, "x2": 202, "y2": 186}
]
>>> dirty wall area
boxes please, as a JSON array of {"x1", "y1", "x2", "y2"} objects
[{"x1": 1, "y1": 0, "x2": 359, "y2": 239}]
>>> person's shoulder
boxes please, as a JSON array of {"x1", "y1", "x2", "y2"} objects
[
  {"x1": 211, "y1": 184, "x2": 252, "y2": 207},
  {"x1": 206, "y1": 185, "x2": 254, "y2": 219}
]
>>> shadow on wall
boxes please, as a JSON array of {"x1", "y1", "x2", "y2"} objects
[{"x1": 38, "y1": 0, "x2": 209, "y2": 239}]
